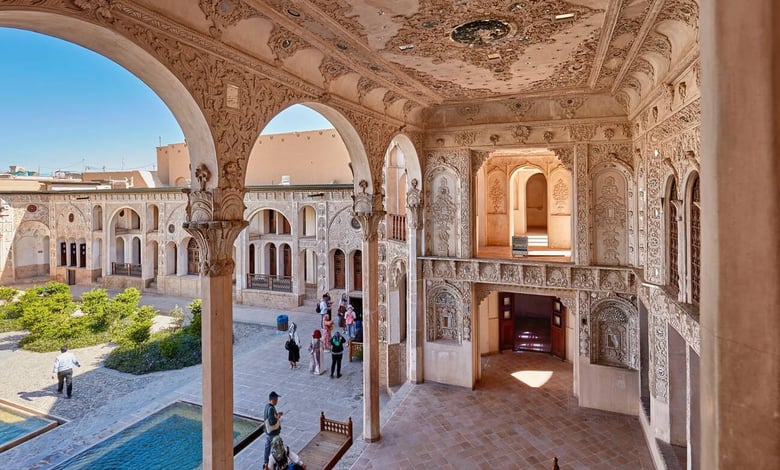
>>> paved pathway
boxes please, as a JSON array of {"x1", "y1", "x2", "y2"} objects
[{"x1": 0, "y1": 284, "x2": 653, "y2": 469}]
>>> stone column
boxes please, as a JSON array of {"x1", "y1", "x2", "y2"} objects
[
  {"x1": 700, "y1": 1, "x2": 780, "y2": 468},
  {"x1": 406, "y1": 178, "x2": 424, "y2": 384},
  {"x1": 573, "y1": 144, "x2": 590, "y2": 265},
  {"x1": 353, "y1": 180, "x2": 384, "y2": 442},
  {"x1": 234, "y1": 229, "x2": 247, "y2": 292},
  {"x1": 183, "y1": 165, "x2": 248, "y2": 470}
]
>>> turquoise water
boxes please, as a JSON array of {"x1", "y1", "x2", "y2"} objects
[
  {"x1": 0, "y1": 404, "x2": 52, "y2": 448},
  {"x1": 52, "y1": 402, "x2": 261, "y2": 469}
]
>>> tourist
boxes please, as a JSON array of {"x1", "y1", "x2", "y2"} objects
[
  {"x1": 268, "y1": 435, "x2": 306, "y2": 470},
  {"x1": 344, "y1": 305, "x2": 356, "y2": 339},
  {"x1": 322, "y1": 313, "x2": 333, "y2": 351},
  {"x1": 286, "y1": 322, "x2": 301, "y2": 369},
  {"x1": 330, "y1": 331, "x2": 346, "y2": 379},
  {"x1": 51, "y1": 345, "x2": 80, "y2": 399},
  {"x1": 318, "y1": 294, "x2": 329, "y2": 327},
  {"x1": 309, "y1": 329, "x2": 324, "y2": 375},
  {"x1": 263, "y1": 391, "x2": 284, "y2": 469}
]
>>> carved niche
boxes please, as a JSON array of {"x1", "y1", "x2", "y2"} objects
[
  {"x1": 550, "y1": 169, "x2": 571, "y2": 216},
  {"x1": 426, "y1": 282, "x2": 471, "y2": 343},
  {"x1": 590, "y1": 297, "x2": 639, "y2": 369}
]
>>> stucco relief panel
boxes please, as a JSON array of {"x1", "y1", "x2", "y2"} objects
[{"x1": 591, "y1": 170, "x2": 628, "y2": 266}]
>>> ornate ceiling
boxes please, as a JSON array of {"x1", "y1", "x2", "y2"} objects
[
  {"x1": 0, "y1": 0, "x2": 699, "y2": 122},
  {"x1": 221, "y1": 0, "x2": 698, "y2": 112}
]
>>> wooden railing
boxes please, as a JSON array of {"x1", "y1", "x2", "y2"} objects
[
  {"x1": 387, "y1": 214, "x2": 406, "y2": 241},
  {"x1": 111, "y1": 262, "x2": 142, "y2": 277},
  {"x1": 246, "y1": 274, "x2": 293, "y2": 292}
]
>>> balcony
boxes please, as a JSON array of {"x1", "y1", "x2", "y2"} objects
[
  {"x1": 387, "y1": 214, "x2": 406, "y2": 242},
  {"x1": 111, "y1": 262, "x2": 142, "y2": 277},
  {"x1": 246, "y1": 274, "x2": 293, "y2": 292}
]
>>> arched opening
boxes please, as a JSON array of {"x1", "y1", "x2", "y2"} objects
[
  {"x1": 114, "y1": 237, "x2": 125, "y2": 264},
  {"x1": 525, "y1": 173, "x2": 548, "y2": 232},
  {"x1": 333, "y1": 249, "x2": 346, "y2": 290},
  {"x1": 148, "y1": 204, "x2": 159, "y2": 231},
  {"x1": 267, "y1": 243, "x2": 277, "y2": 276},
  {"x1": 164, "y1": 241, "x2": 176, "y2": 276},
  {"x1": 131, "y1": 237, "x2": 141, "y2": 265},
  {"x1": 352, "y1": 250, "x2": 363, "y2": 292},
  {"x1": 299, "y1": 205, "x2": 316, "y2": 237},
  {"x1": 687, "y1": 174, "x2": 701, "y2": 304},
  {"x1": 384, "y1": 142, "x2": 408, "y2": 241},
  {"x1": 187, "y1": 238, "x2": 199, "y2": 275},
  {"x1": 281, "y1": 244, "x2": 292, "y2": 277},
  {"x1": 12, "y1": 222, "x2": 50, "y2": 280},
  {"x1": 92, "y1": 205, "x2": 103, "y2": 231},
  {"x1": 667, "y1": 178, "x2": 680, "y2": 293},
  {"x1": 248, "y1": 243, "x2": 256, "y2": 275}
]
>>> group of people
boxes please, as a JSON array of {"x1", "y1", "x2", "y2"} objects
[{"x1": 285, "y1": 292, "x2": 360, "y2": 379}]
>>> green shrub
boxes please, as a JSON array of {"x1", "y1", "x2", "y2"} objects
[
  {"x1": 0, "y1": 286, "x2": 18, "y2": 303},
  {"x1": 187, "y1": 299, "x2": 202, "y2": 338},
  {"x1": 105, "y1": 330, "x2": 201, "y2": 375}
]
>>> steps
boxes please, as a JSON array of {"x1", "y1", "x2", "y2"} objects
[{"x1": 526, "y1": 234, "x2": 549, "y2": 247}]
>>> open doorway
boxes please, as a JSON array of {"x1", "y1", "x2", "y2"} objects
[{"x1": 498, "y1": 292, "x2": 565, "y2": 360}]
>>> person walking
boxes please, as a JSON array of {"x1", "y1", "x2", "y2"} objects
[
  {"x1": 330, "y1": 331, "x2": 346, "y2": 378},
  {"x1": 51, "y1": 345, "x2": 80, "y2": 398},
  {"x1": 263, "y1": 391, "x2": 284, "y2": 469},
  {"x1": 308, "y1": 329, "x2": 324, "y2": 375},
  {"x1": 286, "y1": 322, "x2": 301, "y2": 369}
]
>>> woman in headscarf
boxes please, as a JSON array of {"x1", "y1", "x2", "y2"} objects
[
  {"x1": 322, "y1": 314, "x2": 333, "y2": 351},
  {"x1": 308, "y1": 329, "x2": 324, "y2": 375},
  {"x1": 286, "y1": 322, "x2": 301, "y2": 369}
]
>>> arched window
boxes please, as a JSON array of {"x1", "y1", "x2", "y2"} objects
[
  {"x1": 333, "y1": 250, "x2": 345, "y2": 289},
  {"x1": 268, "y1": 244, "x2": 277, "y2": 276},
  {"x1": 282, "y1": 244, "x2": 291, "y2": 277},
  {"x1": 668, "y1": 179, "x2": 679, "y2": 292},
  {"x1": 353, "y1": 250, "x2": 363, "y2": 291},
  {"x1": 187, "y1": 238, "x2": 200, "y2": 275},
  {"x1": 690, "y1": 176, "x2": 701, "y2": 304}
]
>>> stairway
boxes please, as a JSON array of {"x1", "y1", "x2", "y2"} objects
[{"x1": 526, "y1": 233, "x2": 549, "y2": 247}]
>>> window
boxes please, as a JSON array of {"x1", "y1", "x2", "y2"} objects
[
  {"x1": 187, "y1": 238, "x2": 200, "y2": 275},
  {"x1": 668, "y1": 179, "x2": 679, "y2": 292},
  {"x1": 690, "y1": 176, "x2": 701, "y2": 304}
]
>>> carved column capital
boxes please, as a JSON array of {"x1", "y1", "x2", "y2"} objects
[{"x1": 183, "y1": 219, "x2": 248, "y2": 277}]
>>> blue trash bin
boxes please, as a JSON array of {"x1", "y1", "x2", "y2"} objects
[{"x1": 276, "y1": 314, "x2": 288, "y2": 332}]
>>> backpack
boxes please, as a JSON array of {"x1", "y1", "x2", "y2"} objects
[
  {"x1": 271, "y1": 436, "x2": 288, "y2": 468},
  {"x1": 284, "y1": 339, "x2": 291, "y2": 350},
  {"x1": 315, "y1": 303, "x2": 322, "y2": 313}
]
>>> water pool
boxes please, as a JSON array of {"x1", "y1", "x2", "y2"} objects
[
  {"x1": 52, "y1": 401, "x2": 262, "y2": 469},
  {"x1": 0, "y1": 400, "x2": 59, "y2": 453}
]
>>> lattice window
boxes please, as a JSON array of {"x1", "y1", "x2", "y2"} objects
[
  {"x1": 187, "y1": 238, "x2": 200, "y2": 275},
  {"x1": 668, "y1": 180, "x2": 679, "y2": 291},
  {"x1": 691, "y1": 177, "x2": 701, "y2": 304}
]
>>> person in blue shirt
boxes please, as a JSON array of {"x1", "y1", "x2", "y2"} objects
[{"x1": 51, "y1": 345, "x2": 81, "y2": 398}]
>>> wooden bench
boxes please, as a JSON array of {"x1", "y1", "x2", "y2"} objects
[
  {"x1": 348, "y1": 340, "x2": 362, "y2": 362},
  {"x1": 297, "y1": 412, "x2": 353, "y2": 470}
]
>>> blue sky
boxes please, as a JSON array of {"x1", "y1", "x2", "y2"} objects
[{"x1": 0, "y1": 28, "x2": 333, "y2": 175}]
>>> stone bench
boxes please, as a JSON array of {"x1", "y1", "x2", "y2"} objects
[
  {"x1": 348, "y1": 340, "x2": 362, "y2": 362},
  {"x1": 297, "y1": 412, "x2": 353, "y2": 470}
]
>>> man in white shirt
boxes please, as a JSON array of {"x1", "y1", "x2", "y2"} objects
[{"x1": 52, "y1": 345, "x2": 80, "y2": 398}]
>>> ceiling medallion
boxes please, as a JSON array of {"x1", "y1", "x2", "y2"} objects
[{"x1": 450, "y1": 19, "x2": 514, "y2": 47}]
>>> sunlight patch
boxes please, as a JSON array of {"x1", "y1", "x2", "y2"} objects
[{"x1": 511, "y1": 370, "x2": 553, "y2": 388}]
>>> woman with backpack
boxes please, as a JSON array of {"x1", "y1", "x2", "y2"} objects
[{"x1": 285, "y1": 322, "x2": 300, "y2": 369}]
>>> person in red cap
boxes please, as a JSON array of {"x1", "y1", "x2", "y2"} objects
[
  {"x1": 309, "y1": 329, "x2": 324, "y2": 375},
  {"x1": 263, "y1": 391, "x2": 284, "y2": 469}
]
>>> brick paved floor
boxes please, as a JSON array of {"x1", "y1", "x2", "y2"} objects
[{"x1": 354, "y1": 350, "x2": 653, "y2": 470}]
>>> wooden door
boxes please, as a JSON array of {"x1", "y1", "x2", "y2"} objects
[
  {"x1": 550, "y1": 298, "x2": 566, "y2": 360},
  {"x1": 334, "y1": 250, "x2": 345, "y2": 289},
  {"x1": 353, "y1": 250, "x2": 362, "y2": 291},
  {"x1": 499, "y1": 293, "x2": 514, "y2": 351}
]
